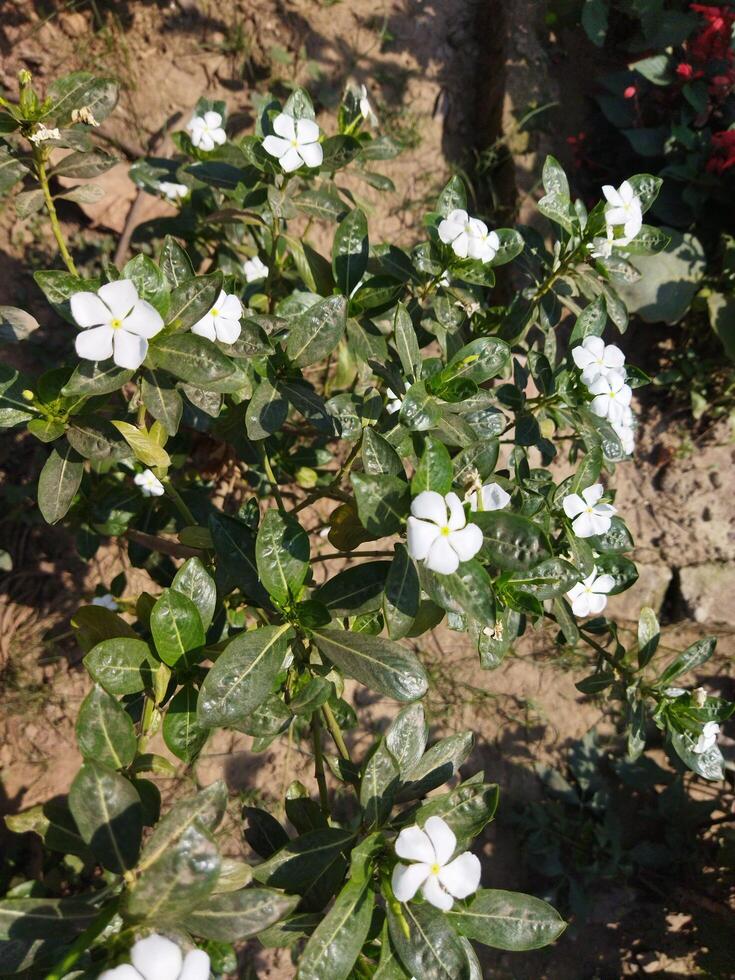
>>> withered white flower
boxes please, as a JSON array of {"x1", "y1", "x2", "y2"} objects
[
  {"x1": 358, "y1": 84, "x2": 378, "y2": 126},
  {"x1": 158, "y1": 181, "x2": 188, "y2": 201},
  {"x1": 71, "y1": 280, "x2": 164, "y2": 371},
  {"x1": 693, "y1": 721, "x2": 720, "y2": 755},
  {"x1": 263, "y1": 113, "x2": 323, "y2": 172},
  {"x1": 29, "y1": 125, "x2": 61, "y2": 144},
  {"x1": 392, "y1": 815, "x2": 481, "y2": 912},
  {"x1": 407, "y1": 490, "x2": 483, "y2": 575}
]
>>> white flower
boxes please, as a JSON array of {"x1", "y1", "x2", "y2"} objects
[
  {"x1": 99, "y1": 933, "x2": 210, "y2": 980},
  {"x1": 602, "y1": 180, "x2": 642, "y2": 245},
  {"x1": 391, "y1": 815, "x2": 481, "y2": 912},
  {"x1": 611, "y1": 413, "x2": 636, "y2": 456},
  {"x1": 243, "y1": 256, "x2": 269, "y2": 283},
  {"x1": 134, "y1": 469, "x2": 165, "y2": 498},
  {"x1": 588, "y1": 372, "x2": 632, "y2": 424},
  {"x1": 566, "y1": 566, "x2": 615, "y2": 617},
  {"x1": 187, "y1": 111, "x2": 227, "y2": 152},
  {"x1": 571, "y1": 336, "x2": 626, "y2": 387},
  {"x1": 29, "y1": 125, "x2": 61, "y2": 144},
  {"x1": 191, "y1": 290, "x2": 242, "y2": 344},
  {"x1": 359, "y1": 84, "x2": 378, "y2": 126},
  {"x1": 92, "y1": 593, "x2": 118, "y2": 611},
  {"x1": 562, "y1": 484, "x2": 616, "y2": 538},
  {"x1": 263, "y1": 113, "x2": 323, "y2": 172},
  {"x1": 588, "y1": 236, "x2": 614, "y2": 259},
  {"x1": 693, "y1": 721, "x2": 720, "y2": 754},
  {"x1": 407, "y1": 490, "x2": 483, "y2": 575},
  {"x1": 386, "y1": 387, "x2": 403, "y2": 415},
  {"x1": 664, "y1": 687, "x2": 687, "y2": 698},
  {"x1": 158, "y1": 181, "x2": 188, "y2": 201},
  {"x1": 437, "y1": 209, "x2": 499, "y2": 263},
  {"x1": 71, "y1": 280, "x2": 164, "y2": 371},
  {"x1": 467, "y1": 482, "x2": 511, "y2": 512}
]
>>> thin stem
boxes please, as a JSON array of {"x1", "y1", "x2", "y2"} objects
[
  {"x1": 312, "y1": 550, "x2": 394, "y2": 563},
  {"x1": 310, "y1": 711, "x2": 330, "y2": 816},
  {"x1": 258, "y1": 444, "x2": 285, "y2": 511},
  {"x1": 44, "y1": 897, "x2": 119, "y2": 980},
  {"x1": 35, "y1": 150, "x2": 77, "y2": 276},
  {"x1": 322, "y1": 701, "x2": 351, "y2": 761},
  {"x1": 163, "y1": 478, "x2": 196, "y2": 526}
]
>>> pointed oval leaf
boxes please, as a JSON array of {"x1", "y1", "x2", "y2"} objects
[
  {"x1": 69, "y1": 760, "x2": 142, "y2": 873},
  {"x1": 313, "y1": 628, "x2": 428, "y2": 702}
]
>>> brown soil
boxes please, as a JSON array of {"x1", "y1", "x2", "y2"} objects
[{"x1": 1, "y1": 2, "x2": 734, "y2": 978}]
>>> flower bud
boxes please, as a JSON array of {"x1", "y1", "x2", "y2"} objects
[
  {"x1": 21, "y1": 389, "x2": 34, "y2": 401},
  {"x1": 692, "y1": 687, "x2": 707, "y2": 708}
]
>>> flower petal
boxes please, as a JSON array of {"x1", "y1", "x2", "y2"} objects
[
  {"x1": 211, "y1": 127, "x2": 227, "y2": 146},
  {"x1": 426, "y1": 536, "x2": 460, "y2": 575},
  {"x1": 411, "y1": 490, "x2": 447, "y2": 526},
  {"x1": 438, "y1": 852, "x2": 481, "y2": 899},
  {"x1": 407, "y1": 517, "x2": 441, "y2": 561},
  {"x1": 113, "y1": 330, "x2": 148, "y2": 370},
  {"x1": 421, "y1": 874, "x2": 454, "y2": 911},
  {"x1": 219, "y1": 293, "x2": 243, "y2": 318},
  {"x1": 572, "y1": 345, "x2": 594, "y2": 369},
  {"x1": 480, "y1": 483, "x2": 510, "y2": 511},
  {"x1": 602, "y1": 344, "x2": 625, "y2": 369},
  {"x1": 587, "y1": 592, "x2": 607, "y2": 615},
  {"x1": 395, "y1": 824, "x2": 435, "y2": 864},
  {"x1": 203, "y1": 110, "x2": 222, "y2": 129},
  {"x1": 581, "y1": 484, "x2": 604, "y2": 506},
  {"x1": 99, "y1": 279, "x2": 138, "y2": 319},
  {"x1": 191, "y1": 315, "x2": 217, "y2": 341},
  {"x1": 562, "y1": 493, "x2": 585, "y2": 519},
  {"x1": 298, "y1": 140, "x2": 323, "y2": 168},
  {"x1": 602, "y1": 184, "x2": 621, "y2": 205},
  {"x1": 296, "y1": 118, "x2": 320, "y2": 144},
  {"x1": 424, "y1": 815, "x2": 456, "y2": 866},
  {"x1": 179, "y1": 950, "x2": 211, "y2": 980},
  {"x1": 279, "y1": 146, "x2": 304, "y2": 172},
  {"x1": 588, "y1": 511, "x2": 612, "y2": 535},
  {"x1": 619, "y1": 180, "x2": 635, "y2": 204},
  {"x1": 448, "y1": 523, "x2": 483, "y2": 562},
  {"x1": 130, "y1": 934, "x2": 183, "y2": 980},
  {"x1": 593, "y1": 573, "x2": 615, "y2": 594},
  {"x1": 123, "y1": 300, "x2": 164, "y2": 339},
  {"x1": 451, "y1": 231, "x2": 470, "y2": 258},
  {"x1": 445, "y1": 492, "x2": 466, "y2": 531},
  {"x1": 273, "y1": 113, "x2": 296, "y2": 140},
  {"x1": 70, "y1": 291, "x2": 111, "y2": 327},
  {"x1": 75, "y1": 324, "x2": 113, "y2": 362},
  {"x1": 98, "y1": 967, "x2": 143, "y2": 980},
  {"x1": 572, "y1": 511, "x2": 597, "y2": 538},
  {"x1": 215, "y1": 317, "x2": 241, "y2": 344},
  {"x1": 392, "y1": 861, "x2": 431, "y2": 903},
  {"x1": 571, "y1": 592, "x2": 592, "y2": 617},
  {"x1": 262, "y1": 135, "x2": 291, "y2": 159}
]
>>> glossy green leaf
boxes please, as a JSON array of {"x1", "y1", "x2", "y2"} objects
[
  {"x1": 150, "y1": 588, "x2": 205, "y2": 667},
  {"x1": 385, "y1": 702, "x2": 427, "y2": 778},
  {"x1": 256, "y1": 509, "x2": 310, "y2": 606},
  {"x1": 388, "y1": 900, "x2": 471, "y2": 980},
  {"x1": 163, "y1": 684, "x2": 208, "y2": 763},
  {"x1": 411, "y1": 436, "x2": 452, "y2": 495},
  {"x1": 148, "y1": 332, "x2": 235, "y2": 386},
  {"x1": 286, "y1": 295, "x2": 348, "y2": 367},
  {"x1": 0, "y1": 897, "x2": 97, "y2": 941},
  {"x1": 209, "y1": 511, "x2": 269, "y2": 604},
  {"x1": 417, "y1": 781, "x2": 499, "y2": 850},
  {"x1": 313, "y1": 628, "x2": 428, "y2": 702},
  {"x1": 172, "y1": 557, "x2": 217, "y2": 631},
  {"x1": 658, "y1": 637, "x2": 717, "y2": 686},
  {"x1": 332, "y1": 208, "x2": 369, "y2": 296},
  {"x1": 76, "y1": 684, "x2": 136, "y2": 769},
  {"x1": 297, "y1": 879, "x2": 374, "y2": 980},
  {"x1": 393, "y1": 303, "x2": 421, "y2": 380},
  {"x1": 362, "y1": 427, "x2": 404, "y2": 477},
  {"x1": 474, "y1": 512, "x2": 551, "y2": 571},
  {"x1": 246, "y1": 378, "x2": 288, "y2": 440},
  {"x1": 397, "y1": 731, "x2": 474, "y2": 801},
  {"x1": 38, "y1": 443, "x2": 83, "y2": 524},
  {"x1": 84, "y1": 638, "x2": 156, "y2": 696},
  {"x1": 186, "y1": 888, "x2": 298, "y2": 941},
  {"x1": 448, "y1": 889, "x2": 566, "y2": 950},
  {"x1": 68, "y1": 760, "x2": 142, "y2": 873},
  {"x1": 165, "y1": 273, "x2": 222, "y2": 331},
  {"x1": 351, "y1": 472, "x2": 410, "y2": 536},
  {"x1": 383, "y1": 544, "x2": 420, "y2": 640},
  {"x1": 313, "y1": 561, "x2": 390, "y2": 616}
]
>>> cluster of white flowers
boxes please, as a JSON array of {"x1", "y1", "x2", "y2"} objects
[
  {"x1": 99, "y1": 933, "x2": 209, "y2": 980},
  {"x1": 263, "y1": 113, "x2": 323, "y2": 172},
  {"x1": 589, "y1": 180, "x2": 643, "y2": 258},
  {"x1": 572, "y1": 335, "x2": 636, "y2": 455},
  {"x1": 438, "y1": 209, "x2": 499, "y2": 264},
  {"x1": 71, "y1": 280, "x2": 164, "y2": 371},
  {"x1": 562, "y1": 483, "x2": 617, "y2": 617},
  {"x1": 406, "y1": 491, "x2": 483, "y2": 575},
  {"x1": 392, "y1": 815, "x2": 481, "y2": 911},
  {"x1": 186, "y1": 111, "x2": 226, "y2": 152}
]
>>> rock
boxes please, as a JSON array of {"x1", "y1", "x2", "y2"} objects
[
  {"x1": 606, "y1": 563, "x2": 673, "y2": 621},
  {"x1": 679, "y1": 563, "x2": 735, "y2": 625}
]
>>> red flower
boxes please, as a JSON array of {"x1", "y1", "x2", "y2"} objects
[
  {"x1": 676, "y1": 62, "x2": 696, "y2": 79},
  {"x1": 689, "y1": 4, "x2": 735, "y2": 65},
  {"x1": 624, "y1": 84, "x2": 637, "y2": 98},
  {"x1": 706, "y1": 130, "x2": 735, "y2": 174}
]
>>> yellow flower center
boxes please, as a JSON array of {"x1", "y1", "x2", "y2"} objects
[
  {"x1": 110, "y1": 318, "x2": 122, "y2": 330},
  {"x1": 291, "y1": 138, "x2": 299, "y2": 147},
  {"x1": 211, "y1": 308, "x2": 219, "y2": 317},
  {"x1": 440, "y1": 526, "x2": 450, "y2": 536},
  {"x1": 430, "y1": 863, "x2": 441, "y2": 875}
]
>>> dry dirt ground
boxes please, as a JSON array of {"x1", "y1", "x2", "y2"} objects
[{"x1": 1, "y1": 2, "x2": 734, "y2": 978}]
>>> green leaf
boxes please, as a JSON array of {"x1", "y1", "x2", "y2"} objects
[
  {"x1": 400, "y1": 381, "x2": 441, "y2": 432},
  {"x1": 351, "y1": 472, "x2": 410, "y2": 536},
  {"x1": 627, "y1": 173, "x2": 663, "y2": 213},
  {"x1": 397, "y1": 731, "x2": 474, "y2": 800},
  {"x1": 0, "y1": 146, "x2": 29, "y2": 193},
  {"x1": 256, "y1": 509, "x2": 310, "y2": 606},
  {"x1": 383, "y1": 544, "x2": 420, "y2": 640},
  {"x1": 490, "y1": 228, "x2": 525, "y2": 267},
  {"x1": 166, "y1": 273, "x2": 222, "y2": 331},
  {"x1": 385, "y1": 702, "x2": 427, "y2": 777},
  {"x1": 84, "y1": 638, "x2": 156, "y2": 696},
  {"x1": 313, "y1": 629, "x2": 428, "y2": 702},
  {"x1": 110, "y1": 420, "x2": 171, "y2": 468},
  {"x1": 68, "y1": 760, "x2": 142, "y2": 873},
  {"x1": 538, "y1": 192, "x2": 576, "y2": 233},
  {"x1": 160, "y1": 235, "x2": 194, "y2": 287},
  {"x1": 448, "y1": 889, "x2": 566, "y2": 950},
  {"x1": 361, "y1": 740, "x2": 400, "y2": 828},
  {"x1": 246, "y1": 378, "x2": 288, "y2": 440},
  {"x1": 48, "y1": 71, "x2": 118, "y2": 124},
  {"x1": 427, "y1": 559, "x2": 496, "y2": 626},
  {"x1": 150, "y1": 588, "x2": 205, "y2": 667},
  {"x1": 417, "y1": 780, "x2": 499, "y2": 850},
  {"x1": 393, "y1": 303, "x2": 421, "y2": 380},
  {"x1": 658, "y1": 637, "x2": 716, "y2": 686},
  {"x1": 637, "y1": 606, "x2": 660, "y2": 669},
  {"x1": 474, "y1": 512, "x2": 551, "y2": 571},
  {"x1": 412, "y1": 436, "x2": 452, "y2": 495},
  {"x1": 286, "y1": 295, "x2": 348, "y2": 367},
  {"x1": 0, "y1": 305, "x2": 39, "y2": 342},
  {"x1": 362, "y1": 427, "x2": 405, "y2": 477},
  {"x1": 163, "y1": 684, "x2": 208, "y2": 763},
  {"x1": 509, "y1": 558, "x2": 579, "y2": 599},
  {"x1": 252, "y1": 827, "x2": 354, "y2": 910},
  {"x1": 0, "y1": 897, "x2": 97, "y2": 941},
  {"x1": 62, "y1": 360, "x2": 134, "y2": 396},
  {"x1": 436, "y1": 175, "x2": 467, "y2": 217},
  {"x1": 581, "y1": 0, "x2": 608, "y2": 46},
  {"x1": 76, "y1": 684, "x2": 137, "y2": 769},
  {"x1": 141, "y1": 370, "x2": 183, "y2": 436},
  {"x1": 243, "y1": 806, "x2": 290, "y2": 858},
  {"x1": 186, "y1": 888, "x2": 298, "y2": 941},
  {"x1": 148, "y1": 332, "x2": 235, "y2": 386},
  {"x1": 570, "y1": 295, "x2": 607, "y2": 344},
  {"x1": 209, "y1": 511, "x2": 268, "y2": 603},
  {"x1": 198, "y1": 624, "x2": 293, "y2": 729},
  {"x1": 670, "y1": 731, "x2": 724, "y2": 781},
  {"x1": 444, "y1": 337, "x2": 510, "y2": 385},
  {"x1": 297, "y1": 879, "x2": 374, "y2": 980},
  {"x1": 594, "y1": 553, "x2": 638, "y2": 594},
  {"x1": 388, "y1": 901, "x2": 471, "y2": 980},
  {"x1": 542, "y1": 156, "x2": 569, "y2": 198},
  {"x1": 332, "y1": 208, "x2": 369, "y2": 296},
  {"x1": 313, "y1": 561, "x2": 390, "y2": 616},
  {"x1": 37, "y1": 443, "x2": 83, "y2": 524}
]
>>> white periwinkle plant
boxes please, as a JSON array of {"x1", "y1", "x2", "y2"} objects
[{"x1": 0, "y1": 69, "x2": 731, "y2": 978}]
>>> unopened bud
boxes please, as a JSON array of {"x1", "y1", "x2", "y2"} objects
[
  {"x1": 18, "y1": 69, "x2": 32, "y2": 87},
  {"x1": 21, "y1": 389, "x2": 34, "y2": 401}
]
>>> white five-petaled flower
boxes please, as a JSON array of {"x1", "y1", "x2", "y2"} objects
[
  {"x1": 562, "y1": 483, "x2": 616, "y2": 538},
  {"x1": 358, "y1": 84, "x2": 378, "y2": 126},
  {"x1": 29, "y1": 125, "x2": 61, "y2": 144},
  {"x1": 187, "y1": 111, "x2": 227, "y2": 152},
  {"x1": 611, "y1": 407, "x2": 636, "y2": 456},
  {"x1": 386, "y1": 387, "x2": 403, "y2": 415},
  {"x1": 602, "y1": 180, "x2": 643, "y2": 245},
  {"x1": 467, "y1": 482, "x2": 511, "y2": 513},
  {"x1": 191, "y1": 290, "x2": 242, "y2": 344},
  {"x1": 243, "y1": 256, "x2": 269, "y2": 283},
  {"x1": 407, "y1": 490, "x2": 483, "y2": 575},
  {"x1": 99, "y1": 933, "x2": 210, "y2": 980},
  {"x1": 693, "y1": 721, "x2": 720, "y2": 754},
  {"x1": 437, "y1": 209, "x2": 499, "y2": 263},
  {"x1": 262, "y1": 113, "x2": 323, "y2": 172},
  {"x1": 392, "y1": 815, "x2": 481, "y2": 912},
  {"x1": 158, "y1": 181, "x2": 188, "y2": 201},
  {"x1": 134, "y1": 470, "x2": 165, "y2": 498},
  {"x1": 71, "y1": 280, "x2": 164, "y2": 371},
  {"x1": 572, "y1": 336, "x2": 626, "y2": 387},
  {"x1": 566, "y1": 566, "x2": 615, "y2": 617},
  {"x1": 92, "y1": 593, "x2": 118, "y2": 611},
  {"x1": 588, "y1": 372, "x2": 632, "y2": 425}
]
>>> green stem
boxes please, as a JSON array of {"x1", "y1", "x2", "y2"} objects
[
  {"x1": 322, "y1": 701, "x2": 351, "y2": 761},
  {"x1": 163, "y1": 478, "x2": 196, "y2": 526},
  {"x1": 258, "y1": 444, "x2": 285, "y2": 511},
  {"x1": 35, "y1": 150, "x2": 77, "y2": 276},
  {"x1": 310, "y1": 711, "x2": 330, "y2": 816},
  {"x1": 44, "y1": 897, "x2": 119, "y2": 980}
]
